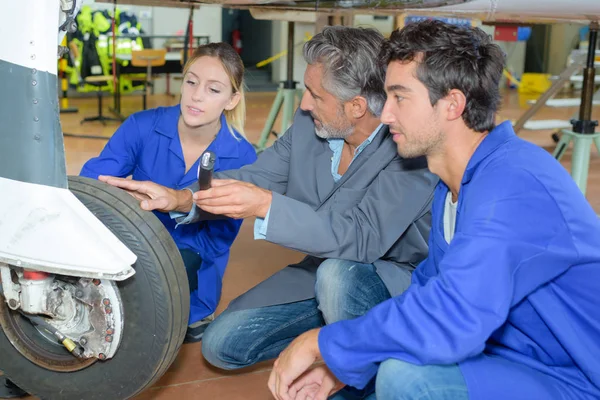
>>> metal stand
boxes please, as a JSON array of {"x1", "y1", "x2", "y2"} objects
[
  {"x1": 255, "y1": 21, "x2": 304, "y2": 153},
  {"x1": 59, "y1": 37, "x2": 78, "y2": 114},
  {"x1": 553, "y1": 21, "x2": 600, "y2": 194},
  {"x1": 80, "y1": 91, "x2": 122, "y2": 126},
  {"x1": 108, "y1": 0, "x2": 126, "y2": 122},
  {"x1": 513, "y1": 59, "x2": 585, "y2": 133}
]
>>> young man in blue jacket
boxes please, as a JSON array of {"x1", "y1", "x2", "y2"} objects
[{"x1": 268, "y1": 20, "x2": 600, "y2": 400}]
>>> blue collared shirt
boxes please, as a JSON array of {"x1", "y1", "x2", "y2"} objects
[
  {"x1": 80, "y1": 105, "x2": 257, "y2": 323},
  {"x1": 253, "y1": 124, "x2": 383, "y2": 239}
]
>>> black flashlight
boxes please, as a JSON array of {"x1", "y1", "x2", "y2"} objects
[{"x1": 198, "y1": 150, "x2": 216, "y2": 191}]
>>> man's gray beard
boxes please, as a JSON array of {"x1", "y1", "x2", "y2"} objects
[{"x1": 315, "y1": 123, "x2": 354, "y2": 140}]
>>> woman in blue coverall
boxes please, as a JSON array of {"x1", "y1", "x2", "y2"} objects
[{"x1": 80, "y1": 42, "x2": 257, "y2": 342}]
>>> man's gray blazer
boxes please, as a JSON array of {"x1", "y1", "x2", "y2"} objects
[{"x1": 186, "y1": 110, "x2": 439, "y2": 311}]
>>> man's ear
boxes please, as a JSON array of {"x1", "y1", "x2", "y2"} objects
[
  {"x1": 347, "y1": 96, "x2": 369, "y2": 119},
  {"x1": 225, "y1": 91, "x2": 241, "y2": 111},
  {"x1": 443, "y1": 89, "x2": 467, "y2": 122}
]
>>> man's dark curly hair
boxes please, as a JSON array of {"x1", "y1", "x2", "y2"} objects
[{"x1": 379, "y1": 19, "x2": 506, "y2": 133}]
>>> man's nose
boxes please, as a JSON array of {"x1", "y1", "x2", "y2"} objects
[
  {"x1": 380, "y1": 100, "x2": 395, "y2": 125},
  {"x1": 300, "y1": 90, "x2": 313, "y2": 111}
]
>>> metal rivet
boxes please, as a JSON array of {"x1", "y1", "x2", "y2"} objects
[
  {"x1": 32, "y1": 80, "x2": 37, "y2": 86},
  {"x1": 33, "y1": 99, "x2": 38, "y2": 104},
  {"x1": 105, "y1": 335, "x2": 113, "y2": 342},
  {"x1": 30, "y1": 54, "x2": 35, "y2": 60},
  {"x1": 33, "y1": 117, "x2": 39, "y2": 122},
  {"x1": 80, "y1": 337, "x2": 87, "y2": 345},
  {"x1": 98, "y1": 353, "x2": 106, "y2": 360},
  {"x1": 34, "y1": 135, "x2": 41, "y2": 141},
  {"x1": 32, "y1": 68, "x2": 37, "y2": 75},
  {"x1": 30, "y1": 41, "x2": 34, "y2": 46}
]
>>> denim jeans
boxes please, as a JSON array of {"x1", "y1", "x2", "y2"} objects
[
  {"x1": 330, "y1": 359, "x2": 468, "y2": 400},
  {"x1": 201, "y1": 259, "x2": 395, "y2": 370}
]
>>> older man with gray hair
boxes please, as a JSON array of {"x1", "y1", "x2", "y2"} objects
[{"x1": 100, "y1": 26, "x2": 438, "y2": 366}]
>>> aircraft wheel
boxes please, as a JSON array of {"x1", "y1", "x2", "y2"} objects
[{"x1": 0, "y1": 176, "x2": 189, "y2": 399}]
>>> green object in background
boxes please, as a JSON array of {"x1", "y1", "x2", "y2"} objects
[
  {"x1": 553, "y1": 130, "x2": 600, "y2": 194},
  {"x1": 65, "y1": 6, "x2": 147, "y2": 95}
]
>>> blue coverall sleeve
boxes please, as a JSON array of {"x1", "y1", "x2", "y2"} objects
[
  {"x1": 318, "y1": 169, "x2": 570, "y2": 389},
  {"x1": 79, "y1": 115, "x2": 141, "y2": 179},
  {"x1": 410, "y1": 228, "x2": 436, "y2": 287}
]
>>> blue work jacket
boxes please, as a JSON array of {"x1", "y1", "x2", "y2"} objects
[
  {"x1": 318, "y1": 121, "x2": 600, "y2": 399},
  {"x1": 80, "y1": 105, "x2": 257, "y2": 323}
]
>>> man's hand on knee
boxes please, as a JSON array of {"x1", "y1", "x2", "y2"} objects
[
  {"x1": 268, "y1": 328, "x2": 324, "y2": 399},
  {"x1": 288, "y1": 365, "x2": 345, "y2": 400}
]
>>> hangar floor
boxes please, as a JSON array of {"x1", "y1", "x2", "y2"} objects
[{"x1": 8, "y1": 88, "x2": 600, "y2": 399}]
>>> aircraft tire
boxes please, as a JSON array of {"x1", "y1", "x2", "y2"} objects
[{"x1": 0, "y1": 175, "x2": 190, "y2": 399}]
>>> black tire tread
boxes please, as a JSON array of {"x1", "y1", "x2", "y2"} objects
[{"x1": 67, "y1": 176, "x2": 189, "y2": 394}]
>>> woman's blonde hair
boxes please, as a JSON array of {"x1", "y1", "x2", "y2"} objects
[{"x1": 182, "y1": 42, "x2": 246, "y2": 139}]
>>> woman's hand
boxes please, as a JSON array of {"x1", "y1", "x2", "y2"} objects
[{"x1": 99, "y1": 176, "x2": 193, "y2": 213}]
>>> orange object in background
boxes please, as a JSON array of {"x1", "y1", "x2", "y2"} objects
[{"x1": 23, "y1": 270, "x2": 50, "y2": 280}]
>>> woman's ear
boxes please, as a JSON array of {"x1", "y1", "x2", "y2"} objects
[{"x1": 224, "y1": 91, "x2": 241, "y2": 111}]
